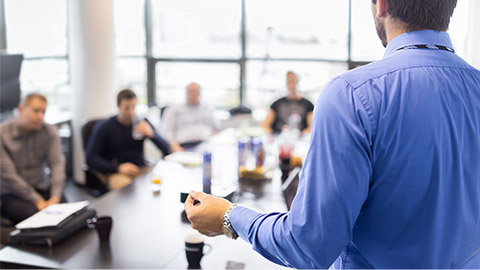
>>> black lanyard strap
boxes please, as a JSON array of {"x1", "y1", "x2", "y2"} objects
[{"x1": 397, "y1": 44, "x2": 455, "y2": 53}]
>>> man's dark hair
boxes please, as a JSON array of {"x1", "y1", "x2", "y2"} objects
[
  {"x1": 371, "y1": 0, "x2": 457, "y2": 32},
  {"x1": 117, "y1": 89, "x2": 136, "y2": 106}
]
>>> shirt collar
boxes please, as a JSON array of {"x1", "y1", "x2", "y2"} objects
[{"x1": 384, "y1": 30, "x2": 453, "y2": 58}]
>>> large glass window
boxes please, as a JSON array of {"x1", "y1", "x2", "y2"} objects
[
  {"x1": 246, "y1": 0, "x2": 349, "y2": 60},
  {"x1": 155, "y1": 62, "x2": 240, "y2": 109},
  {"x1": 116, "y1": 58, "x2": 147, "y2": 105},
  {"x1": 4, "y1": 0, "x2": 69, "y2": 109},
  {"x1": 113, "y1": 0, "x2": 147, "y2": 106},
  {"x1": 110, "y1": 0, "x2": 474, "y2": 115},
  {"x1": 351, "y1": 0, "x2": 385, "y2": 61},
  {"x1": 352, "y1": 0, "x2": 471, "y2": 62},
  {"x1": 114, "y1": 0, "x2": 145, "y2": 56},
  {"x1": 4, "y1": 0, "x2": 67, "y2": 57},
  {"x1": 151, "y1": 0, "x2": 242, "y2": 59}
]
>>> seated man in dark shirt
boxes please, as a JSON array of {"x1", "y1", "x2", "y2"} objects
[
  {"x1": 262, "y1": 71, "x2": 314, "y2": 135},
  {"x1": 86, "y1": 89, "x2": 172, "y2": 190}
]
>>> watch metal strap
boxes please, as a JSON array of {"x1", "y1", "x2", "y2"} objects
[{"x1": 223, "y1": 204, "x2": 238, "y2": 239}]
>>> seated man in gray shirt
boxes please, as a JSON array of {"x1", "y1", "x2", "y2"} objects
[
  {"x1": 162, "y1": 82, "x2": 217, "y2": 151},
  {"x1": 0, "y1": 93, "x2": 66, "y2": 224}
]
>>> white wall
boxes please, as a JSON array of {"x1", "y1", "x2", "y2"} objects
[{"x1": 68, "y1": 0, "x2": 117, "y2": 184}]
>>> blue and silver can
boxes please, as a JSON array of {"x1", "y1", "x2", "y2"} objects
[
  {"x1": 237, "y1": 139, "x2": 248, "y2": 167},
  {"x1": 203, "y1": 151, "x2": 212, "y2": 194}
]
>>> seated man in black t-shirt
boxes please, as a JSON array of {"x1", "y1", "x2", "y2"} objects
[
  {"x1": 262, "y1": 71, "x2": 314, "y2": 134},
  {"x1": 86, "y1": 89, "x2": 173, "y2": 190}
]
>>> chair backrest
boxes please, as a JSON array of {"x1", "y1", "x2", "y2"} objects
[
  {"x1": 81, "y1": 119, "x2": 104, "y2": 149},
  {"x1": 160, "y1": 105, "x2": 168, "y2": 118},
  {"x1": 81, "y1": 118, "x2": 108, "y2": 196},
  {"x1": 229, "y1": 105, "x2": 252, "y2": 116}
]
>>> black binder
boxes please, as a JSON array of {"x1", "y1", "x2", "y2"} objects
[{"x1": 8, "y1": 209, "x2": 97, "y2": 247}]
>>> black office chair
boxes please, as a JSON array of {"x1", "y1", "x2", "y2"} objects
[
  {"x1": 229, "y1": 104, "x2": 252, "y2": 116},
  {"x1": 81, "y1": 119, "x2": 108, "y2": 197},
  {"x1": 159, "y1": 105, "x2": 169, "y2": 119}
]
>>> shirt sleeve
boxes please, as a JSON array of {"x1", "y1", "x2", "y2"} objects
[
  {"x1": 305, "y1": 98, "x2": 314, "y2": 112},
  {"x1": 207, "y1": 106, "x2": 218, "y2": 131},
  {"x1": 270, "y1": 98, "x2": 281, "y2": 112},
  {"x1": 46, "y1": 125, "x2": 66, "y2": 198},
  {"x1": 230, "y1": 78, "x2": 374, "y2": 268},
  {"x1": 86, "y1": 121, "x2": 119, "y2": 173},
  {"x1": 0, "y1": 137, "x2": 43, "y2": 203},
  {"x1": 147, "y1": 119, "x2": 171, "y2": 155}
]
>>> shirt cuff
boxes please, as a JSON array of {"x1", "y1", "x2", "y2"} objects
[{"x1": 229, "y1": 206, "x2": 263, "y2": 243}]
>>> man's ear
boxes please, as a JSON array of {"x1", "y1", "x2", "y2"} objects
[{"x1": 375, "y1": 0, "x2": 388, "y2": 18}]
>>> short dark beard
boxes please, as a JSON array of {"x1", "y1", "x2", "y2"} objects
[{"x1": 375, "y1": 16, "x2": 388, "y2": 48}]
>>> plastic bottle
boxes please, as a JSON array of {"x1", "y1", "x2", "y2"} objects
[
  {"x1": 255, "y1": 140, "x2": 265, "y2": 168},
  {"x1": 278, "y1": 126, "x2": 294, "y2": 183}
]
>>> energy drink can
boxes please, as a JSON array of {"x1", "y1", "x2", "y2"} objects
[
  {"x1": 237, "y1": 139, "x2": 248, "y2": 167},
  {"x1": 202, "y1": 151, "x2": 212, "y2": 194}
]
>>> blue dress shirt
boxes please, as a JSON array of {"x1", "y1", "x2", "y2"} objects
[{"x1": 230, "y1": 30, "x2": 480, "y2": 268}]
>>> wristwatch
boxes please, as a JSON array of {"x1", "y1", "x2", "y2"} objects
[{"x1": 222, "y1": 204, "x2": 239, "y2": 240}]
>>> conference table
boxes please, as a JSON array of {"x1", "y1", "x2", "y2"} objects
[{"x1": 0, "y1": 129, "x2": 309, "y2": 269}]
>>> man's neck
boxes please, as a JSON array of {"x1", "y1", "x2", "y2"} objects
[
  {"x1": 287, "y1": 90, "x2": 301, "y2": 100},
  {"x1": 116, "y1": 115, "x2": 132, "y2": 127},
  {"x1": 17, "y1": 121, "x2": 33, "y2": 135},
  {"x1": 385, "y1": 19, "x2": 407, "y2": 45}
]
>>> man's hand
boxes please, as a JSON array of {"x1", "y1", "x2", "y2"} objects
[
  {"x1": 170, "y1": 142, "x2": 184, "y2": 152},
  {"x1": 185, "y1": 191, "x2": 232, "y2": 237},
  {"x1": 36, "y1": 199, "x2": 48, "y2": 210},
  {"x1": 46, "y1": 195, "x2": 60, "y2": 206},
  {"x1": 118, "y1": 162, "x2": 140, "y2": 177},
  {"x1": 135, "y1": 120, "x2": 154, "y2": 138}
]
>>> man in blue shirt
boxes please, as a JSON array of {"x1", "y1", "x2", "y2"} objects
[
  {"x1": 185, "y1": 0, "x2": 480, "y2": 268},
  {"x1": 86, "y1": 89, "x2": 171, "y2": 190}
]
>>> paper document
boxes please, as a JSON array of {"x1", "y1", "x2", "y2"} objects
[
  {"x1": 164, "y1": 151, "x2": 203, "y2": 166},
  {"x1": 15, "y1": 200, "x2": 90, "y2": 230}
]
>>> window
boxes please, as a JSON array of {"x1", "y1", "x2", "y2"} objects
[
  {"x1": 246, "y1": 0, "x2": 349, "y2": 60},
  {"x1": 113, "y1": 0, "x2": 147, "y2": 107},
  {"x1": 114, "y1": 0, "x2": 145, "y2": 56},
  {"x1": 155, "y1": 62, "x2": 240, "y2": 109},
  {"x1": 151, "y1": 0, "x2": 242, "y2": 59},
  {"x1": 351, "y1": 0, "x2": 385, "y2": 61},
  {"x1": 111, "y1": 0, "x2": 474, "y2": 115},
  {"x1": 4, "y1": 0, "x2": 69, "y2": 109},
  {"x1": 116, "y1": 58, "x2": 148, "y2": 105}
]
